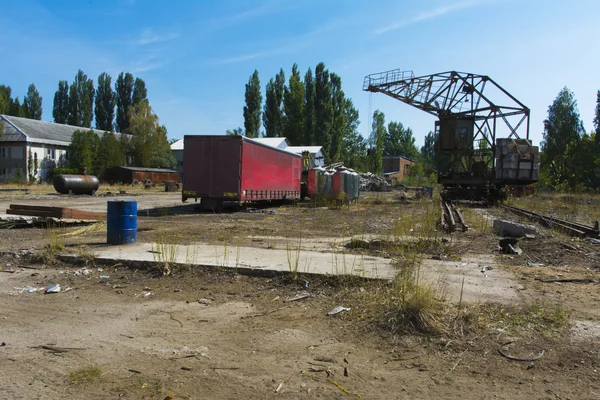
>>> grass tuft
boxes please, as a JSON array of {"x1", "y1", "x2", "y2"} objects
[{"x1": 68, "y1": 365, "x2": 103, "y2": 384}]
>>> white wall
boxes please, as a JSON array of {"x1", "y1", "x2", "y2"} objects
[{"x1": 27, "y1": 144, "x2": 68, "y2": 182}]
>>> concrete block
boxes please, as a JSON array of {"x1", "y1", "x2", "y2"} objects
[{"x1": 493, "y1": 219, "x2": 539, "y2": 237}]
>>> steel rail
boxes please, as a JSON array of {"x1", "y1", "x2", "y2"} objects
[{"x1": 501, "y1": 204, "x2": 598, "y2": 238}]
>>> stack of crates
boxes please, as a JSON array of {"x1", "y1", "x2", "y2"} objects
[{"x1": 495, "y1": 138, "x2": 540, "y2": 183}]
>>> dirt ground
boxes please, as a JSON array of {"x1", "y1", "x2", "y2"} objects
[{"x1": 1, "y1": 189, "x2": 599, "y2": 399}]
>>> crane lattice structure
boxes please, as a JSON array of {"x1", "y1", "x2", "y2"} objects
[{"x1": 362, "y1": 70, "x2": 530, "y2": 148}]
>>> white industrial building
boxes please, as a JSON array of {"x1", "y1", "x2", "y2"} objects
[
  {"x1": 170, "y1": 138, "x2": 184, "y2": 180},
  {"x1": 0, "y1": 115, "x2": 117, "y2": 182}
]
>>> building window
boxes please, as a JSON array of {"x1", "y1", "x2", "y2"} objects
[
  {"x1": 0, "y1": 148, "x2": 6, "y2": 158},
  {"x1": 0, "y1": 168, "x2": 6, "y2": 177},
  {"x1": 46, "y1": 148, "x2": 56, "y2": 160}
]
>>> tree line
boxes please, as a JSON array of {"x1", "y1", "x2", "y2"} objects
[
  {"x1": 2, "y1": 70, "x2": 176, "y2": 181},
  {"x1": 0, "y1": 84, "x2": 43, "y2": 119},
  {"x1": 540, "y1": 87, "x2": 600, "y2": 191},
  {"x1": 66, "y1": 99, "x2": 176, "y2": 180},
  {"x1": 238, "y1": 62, "x2": 435, "y2": 173},
  {"x1": 52, "y1": 70, "x2": 148, "y2": 132},
  {"x1": 54, "y1": 70, "x2": 175, "y2": 179}
]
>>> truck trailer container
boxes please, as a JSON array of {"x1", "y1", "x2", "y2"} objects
[{"x1": 182, "y1": 135, "x2": 302, "y2": 210}]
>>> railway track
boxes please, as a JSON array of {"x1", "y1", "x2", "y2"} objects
[
  {"x1": 440, "y1": 200, "x2": 469, "y2": 233},
  {"x1": 501, "y1": 204, "x2": 600, "y2": 238}
]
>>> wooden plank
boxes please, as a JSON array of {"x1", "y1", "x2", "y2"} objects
[
  {"x1": 61, "y1": 208, "x2": 106, "y2": 221},
  {"x1": 9, "y1": 204, "x2": 63, "y2": 214},
  {"x1": 7, "y1": 209, "x2": 57, "y2": 218},
  {"x1": 7, "y1": 205, "x2": 106, "y2": 221}
]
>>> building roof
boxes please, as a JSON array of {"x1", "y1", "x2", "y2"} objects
[
  {"x1": 286, "y1": 146, "x2": 324, "y2": 155},
  {"x1": 0, "y1": 115, "x2": 119, "y2": 146},
  {"x1": 382, "y1": 155, "x2": 417, "y2": 163},
  {"x1": 170, "y1": 138, "x2": 184, "y2": 150},
  {"x1": 251, "y1": 137, "x2": 290, "y2": 149}
]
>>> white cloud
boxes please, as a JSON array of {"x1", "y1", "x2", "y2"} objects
[
  {"x1": 135, "y1": 28, "x2": 179, "y2": 46},
  {"x1": 374, "y1": 0, "x2": 490, "y2": 35},
  {"x1": 130, "y1": 57, "x2": 171, "y2": 73},
  {"x1": 218, "y1": 51, "x2": 270, "y2": 64}
]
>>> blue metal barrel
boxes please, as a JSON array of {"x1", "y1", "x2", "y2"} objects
[{"x1": 107, "y1": 200, "x2": 137, "y2": 245}]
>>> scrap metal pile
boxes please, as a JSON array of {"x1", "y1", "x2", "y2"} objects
[{"x1": 359, "y1": 172, "x2": 390, "y2": 192}]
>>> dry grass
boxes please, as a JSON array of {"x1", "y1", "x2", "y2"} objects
[
  {"x1": 451, "y1": 301, "x2": 569, "y2": 338},
  {"x1": 68, "y1": 365, "x2": 103, "y2": 384},
  {"x1": 151, "y1": 232, "x2": 180, "y2": 275},
  {"x1": 506, "y1": 192, "x2": 600, "y2": 225}
]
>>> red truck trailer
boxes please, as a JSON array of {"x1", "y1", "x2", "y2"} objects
[{"x1": 182, "y1": 135, "x2": 303, "y2": 210}]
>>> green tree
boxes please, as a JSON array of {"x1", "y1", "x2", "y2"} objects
[
  {"x1": 314, "y1": 62, "x2": 332, "y2": 160},
  {"x1": 329, "y1": 73, "x2": 345, "y2": 162},
  {"x1": 95, "y1": 72, "x2": 116, "y2": 131},
  {"x1": 127, "y1": 101, "x2": 176, "y2": 169},
  {"x1": 263, "y1": 68, "x2": 285, "y2": 137},
  {"x1": 23, "y1": 84, "x2": 42, "y2": 120},
  {"x1": 115, "y1": 72, "x2": 135, "y2": 133},
  {"x1": 9, "y1": 97, "x2": 24, "y2": 117},
  {"x1": 369, "y1": 110, "x2": 386, "y2": 174},
  {"x1": 303, "y1": 67, "x2": 315, "y2": 146},
  {"x1": 94, "y1": 131, "x2": 125, "y2": 179},
  {"x1": 27, "y1": 148, "x2": 34, "y2": 181},
  {"x1": 283, "y1": 64, "x2": 304, "y2": 145},
  {"x1": 0, "y1": 85, "x2": 11, "y2": 114},
  {"x1": 53, "y1": 80, "x2": 70, "y2": 123},
  {"x1": 243, "y1": 70, "x2": 262, "y2": 138},
  {"x1": 384, "y1": 121, "x2": 418, "y2": 159},
  {"x1": 541, "y1": 87, "x2": 584, "y2": 188},
  {"x1": 566, "y1": 132, "x2": 600, "y2": 189},
  {"x1": 67, "y1": 84, "x2": 79, "y2": 126},
  {"x1": 340, "y1": 98, "x2": 366, "y2": 170},
  {"x1": 420, "y1": 131, "x2": 437, "y2": 166},
  {"x1": 594, "y1": 90, "x2": 600, "y2": 139},
  {"x1": 69, "y1": 129, "x2": 100, "y2": 174},
  {"x1": 132, "y1": 78, "x2": 147, "y2": 106},
  {"x1": 67, "y1": 70, "x2": 94, "y2": 127},
  {"x1": 226, "y1": 127, "x2": 244, "y2": 136},
  {"x1": 33, "y1": 153, "x2": 38, "y2": 179},
  {"x1": 27, "y1": 149, "x2": 40, "y2": 182}
]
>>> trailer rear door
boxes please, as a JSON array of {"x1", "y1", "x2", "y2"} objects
[{"x1": 183, "y1": 136, "x2": 242, "y2": 198}]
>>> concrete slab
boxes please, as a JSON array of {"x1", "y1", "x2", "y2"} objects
[
  {"x1": 67, "y1": 242, "x2": 398, "y2": 280},
  {"x1": 59, "y1": 241, "x2": 523, "y2": 305},
  {"x1": 0, "y1": 192, "x2": 184, "y2": 215},
  {"x1": 420, "y1": 257, "x2": 522, "y2": 303}
]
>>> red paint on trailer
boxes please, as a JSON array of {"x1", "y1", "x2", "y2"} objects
[{"x1": 182, "y1": 135, "x2": 302, "y2": 203}]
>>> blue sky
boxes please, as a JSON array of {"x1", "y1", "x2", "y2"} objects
[{"x1": 1, "y1": 0, "x2": 599, "y2": 148}]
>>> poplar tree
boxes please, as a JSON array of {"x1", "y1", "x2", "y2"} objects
[
  {"x1": 95, "y1": 72, "x2": 116, "y2": 131},
  {"x1": 243, "y1": 70, "x2": 262, "y2": 138},
  {"x1": 23, "y1": 84, "x2": 42, "y2": 120},
  {"x1": 314, "y1": 62, "x2": 332, "y2": 160},
  {"x1": 53, "y1": 81, "x2": 69, "y2": 123},
  {"x1": 283, "y1": 64, "x2": 304, "y2": 145},
  {"x1": 303, "y1": 68, "x2": 315, "y2": 146}
]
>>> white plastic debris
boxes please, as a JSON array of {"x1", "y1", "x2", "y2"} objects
[
  {"x1": 328, "y1": 306, "x2": 351, "y2": 315},
  {"x1": 45, "y1": 284, "x2": 61, "y2": 294}
]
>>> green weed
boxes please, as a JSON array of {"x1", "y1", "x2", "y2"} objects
[{"x1": 68, "y1": 365, "x2": 102, "y2": 384}]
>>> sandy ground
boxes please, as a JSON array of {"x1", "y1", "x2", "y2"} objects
[{"x1": 0, "y1": 189, "x2": 599, "y2": 399}]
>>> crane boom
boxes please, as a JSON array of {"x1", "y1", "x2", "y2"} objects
[
  {"x1": 363, "y1": 69, "x2": 538, "y2": 203},
  {"x1": 363, "y1": 69, "x2": 530, "y2": 142}
]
